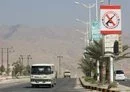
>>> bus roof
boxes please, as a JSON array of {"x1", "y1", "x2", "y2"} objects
[{"x1": 32, "y1": 64, "x2": 54, "y2": 66}]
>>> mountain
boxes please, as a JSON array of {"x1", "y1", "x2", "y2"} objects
[
  {"x1": 0, "y1": 25, "x2": 130, "y2": 77},
  {"x1": 0, "y1": 25, "x2": 85, "y2": 76}
]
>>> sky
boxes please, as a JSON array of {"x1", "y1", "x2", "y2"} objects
[{"x1": 0, "y1": 0, "x2": 129, "y2": 32}]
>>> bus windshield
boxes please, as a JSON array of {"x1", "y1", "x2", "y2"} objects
[{"x1": 31, "y1": 66, "x2": 52, "y2": 75}]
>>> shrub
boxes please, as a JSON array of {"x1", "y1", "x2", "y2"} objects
[
  {"x1": 108, "y1": 81, "x2": 118, "y2": 89},
  {"x1": 0, "y1": 65, "x2": 5, "y2": 73},
  {"x1": 84, "y1": 76, "x2": 97, "y2": 84},
  {"x1": 12, "y1": 60, "x2": 24, "y2": 76}
]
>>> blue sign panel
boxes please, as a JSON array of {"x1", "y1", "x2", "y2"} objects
[{"x1": 91, "y1": 20, "x2": 101, "y2": 41}]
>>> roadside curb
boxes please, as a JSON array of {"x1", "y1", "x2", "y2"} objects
[{"x1": 79, "y1": 78, "x2": 120, "y2": 92}]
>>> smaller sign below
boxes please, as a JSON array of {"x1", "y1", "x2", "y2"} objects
[{"x1": 103, "y1": 34, "x2": 122, "y2": 55}]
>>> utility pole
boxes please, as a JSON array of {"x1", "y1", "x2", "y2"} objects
[
  {"x1": 0, "y1": 48, "x2": 5, "y2": 73},
  {"x1": 19, "y1": 55, "x2": 24, "y2": 65},
  {"x1": 6, "y1": 47, "x2": 14, "y2": 76},
  {"x1": 57, "y1": 56, "x2": 63, "y2": 77},
  {"x1": 20, "y1": 55, "x2": 32, "y2": 66},
  {"x1": 27, "y1": 55, "x2": 32, "y2": 66},
  {"x1": 7, "y1": 48, "x2": 9, "y2": 75},
  {"x1": 1, "y1": 48, "x2": 4, "y2": 66},
  {"x1": 26, "y1": 55, "x2": 32, "y2": 75}
]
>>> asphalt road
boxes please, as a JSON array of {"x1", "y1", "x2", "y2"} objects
[
  {"x1": 0, "y1": 78, "x2": 91, "y2": 92},
  {"x1": 117, "y1": 79, "x2": 130, "y2": 87}
]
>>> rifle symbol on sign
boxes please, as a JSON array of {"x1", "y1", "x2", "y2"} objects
[
  {"x1": 102, "y1": 11, "x2": 120, "y2": 29},
  {"x1": 106, "y1": 14, "x2": 115, "y2": 26}
]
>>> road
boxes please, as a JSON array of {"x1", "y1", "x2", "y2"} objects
[
  {"x1": 117, "y1": 79, "x2": 130, "y2": 87},
  {"x1": 0, "y1": 78, "x2": 93, "y2": 92},
  {"x1": 0, "y1": 78, "x2": 129, "y2": 92}
]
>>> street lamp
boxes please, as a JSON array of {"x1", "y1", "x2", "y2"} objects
[
  {"x1": 75, "y1": 29, "x2": 87, "y2": 47},
  {"x1": 75, "y1": 1, "x2": 95, "y2": 42},
  {"x1": 75, "y1": 1, "x2": 104, "y2": 81},
  {"x1": 76, "y1": 19, "x2": 89, "y2": 46},
  {"x1": 95, "y1": 0, "x2": 104, "y2": 21}
]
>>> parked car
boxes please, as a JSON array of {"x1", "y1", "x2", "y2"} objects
[
  {"x1": 115, "y1": 70, "x2": 126, "y2": 81},
  {"x1": 64, "y1": 70, "x2": 71, "y2": 78}
]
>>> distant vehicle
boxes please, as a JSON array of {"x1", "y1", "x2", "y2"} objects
[
  {"x1": 30, "y1": 64, "x2": 56, "y2": 88},
  {"x1": 115, "y1": 70, "x2": 126, "y2": 81},
  {"x1": 64, "y1": 70, "x2": 71, "y2": 78}
]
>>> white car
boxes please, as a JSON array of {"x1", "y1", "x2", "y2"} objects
[
  {"x1": 64, "y1": 70, "x2": 71, "y2": 78},
  {"x1": 115, "y1": 70, "x2": 126, "y2": 81}
]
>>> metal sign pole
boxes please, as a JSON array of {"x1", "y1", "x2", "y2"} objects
[{"x1": 108, "y1": 0, "x2": 111, "y2": 5}]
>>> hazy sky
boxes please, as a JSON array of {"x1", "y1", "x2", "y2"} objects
[{"x1": 0, "y1": 0, "x2": 129, "y2": 31}]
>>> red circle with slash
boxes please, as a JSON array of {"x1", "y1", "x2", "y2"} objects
[{"x1": 102, "y1": 11, "x2": 120, "y2": 29}]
